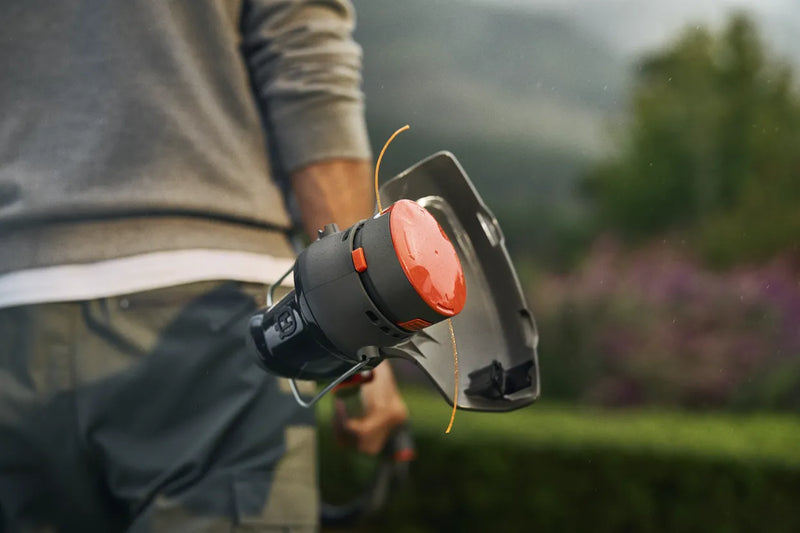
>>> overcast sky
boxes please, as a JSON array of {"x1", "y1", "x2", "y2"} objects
[
  {"x1": 463, "y1": 0, "x2": 800, "y2": 60},
  {"x1": 470, "y1": 0, "x2": 789, "y2": 12}
]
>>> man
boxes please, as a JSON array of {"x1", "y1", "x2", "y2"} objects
[{"x1": 0, "y1": 1, "x2": 407, "y2": 531}]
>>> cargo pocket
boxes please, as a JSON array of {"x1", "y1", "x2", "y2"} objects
[{"x1": 233, "y1": 426, "x2": 319, "y2": 532}]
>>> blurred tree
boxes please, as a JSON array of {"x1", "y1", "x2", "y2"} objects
[{"x1": 586, "y1": 13, "x2": 800, "y2": 266}]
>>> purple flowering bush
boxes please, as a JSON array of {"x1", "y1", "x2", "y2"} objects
[{"x1": 532, "y1": 238, "x2": 800, "y2": 410}]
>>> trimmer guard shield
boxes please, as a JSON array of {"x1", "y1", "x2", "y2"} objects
[{"x1": 380, "y1": 152, "x2": 540, "y2": 411}]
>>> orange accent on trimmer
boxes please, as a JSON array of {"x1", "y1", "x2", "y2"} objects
[
  {"x1": 388, "y1": 200, "x2": 467, "y2": 317},
  {"x1": 397, "y1": 318, "x2": 433, "y2": 331},
  {"x1": 351, "y1": 247, "x2": 368, "y2": 273}
]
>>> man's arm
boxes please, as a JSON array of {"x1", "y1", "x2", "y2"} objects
[
  {"x1": 241, "y1": 0, "x2": 407, "y2": 454},
  {"x1": 290, "y1": 159, "x2": 374, "y2": 237},
  {"x1": 240, "y1": 0, "x2": 371, "y2": 173},
  {"x1": 291, "y1": 158, "x2": 408, "y2": 455}
]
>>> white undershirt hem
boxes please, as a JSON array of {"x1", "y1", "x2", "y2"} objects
[{"x1": 0, "y1": 249, "x2": 296, "y2": 309}]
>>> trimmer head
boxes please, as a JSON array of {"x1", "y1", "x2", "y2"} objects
[
  {"x1": 379, "y1": 152, "x2": 539, "y2": 411},
  {"x1": 249, "y1": 152, "x2": 539, "y2": 412}
]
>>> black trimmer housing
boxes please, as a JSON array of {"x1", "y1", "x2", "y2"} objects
[{"x1": 249, "y1": 198, "x2": 465, "y2": 380}]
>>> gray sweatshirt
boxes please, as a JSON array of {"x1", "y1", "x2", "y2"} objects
[{"x1": 0, "y1": 0, "x2": 371, "y2": 274}]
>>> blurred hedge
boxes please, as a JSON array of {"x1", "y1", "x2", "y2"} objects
[{"x1": 319, "y1": 389, "x2": 800, "y2": 532}]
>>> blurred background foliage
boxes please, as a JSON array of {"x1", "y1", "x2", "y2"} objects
[
  {"x1": 585, "y1": 14, "x2": 800, "y2": 268},
  {"x1": 352, "y1": 1, "x2": 800, "y2": 412},
  {"x1": 326, "y1": 1, "x2": 800, "y2": 530}
]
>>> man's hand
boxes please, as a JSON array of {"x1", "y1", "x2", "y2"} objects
[
  {"x1": 336, "y1": 363, "x2": 408, "y2": 455},
  {"x1": 290, "y1": 158, "x2": 409, "y2": 455}
]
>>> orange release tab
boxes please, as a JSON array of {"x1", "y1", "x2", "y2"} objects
[{"x1": 352, "y1": 247, "x2": 368, "y2": 273}]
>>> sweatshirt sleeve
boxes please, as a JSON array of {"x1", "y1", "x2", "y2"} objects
[{"x1": 240, "y1": 0, "x2": 372, "y2": 174}]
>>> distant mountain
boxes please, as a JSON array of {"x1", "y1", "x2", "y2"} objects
[
  {"x1": 354, "y1": 0, "x2": 627, "y2": 157},
  {"x1": 352, "y1": 0, "x2": 629, "y2": 259}
]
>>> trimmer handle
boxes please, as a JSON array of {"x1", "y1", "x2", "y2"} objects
[
  {"x1": 386, "y1": 423, "x2": 416, "y2": 465},
  {"x1": 333, "y1": 370, "x2": 416, "y2": 462},
  {"x1": 321, "y1": 372, "x2": 415, "y2": 527}
]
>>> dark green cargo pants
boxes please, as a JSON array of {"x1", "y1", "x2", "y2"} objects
[{"x1": 0, "y1": 281, "x2": 318, "y2": 532}]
